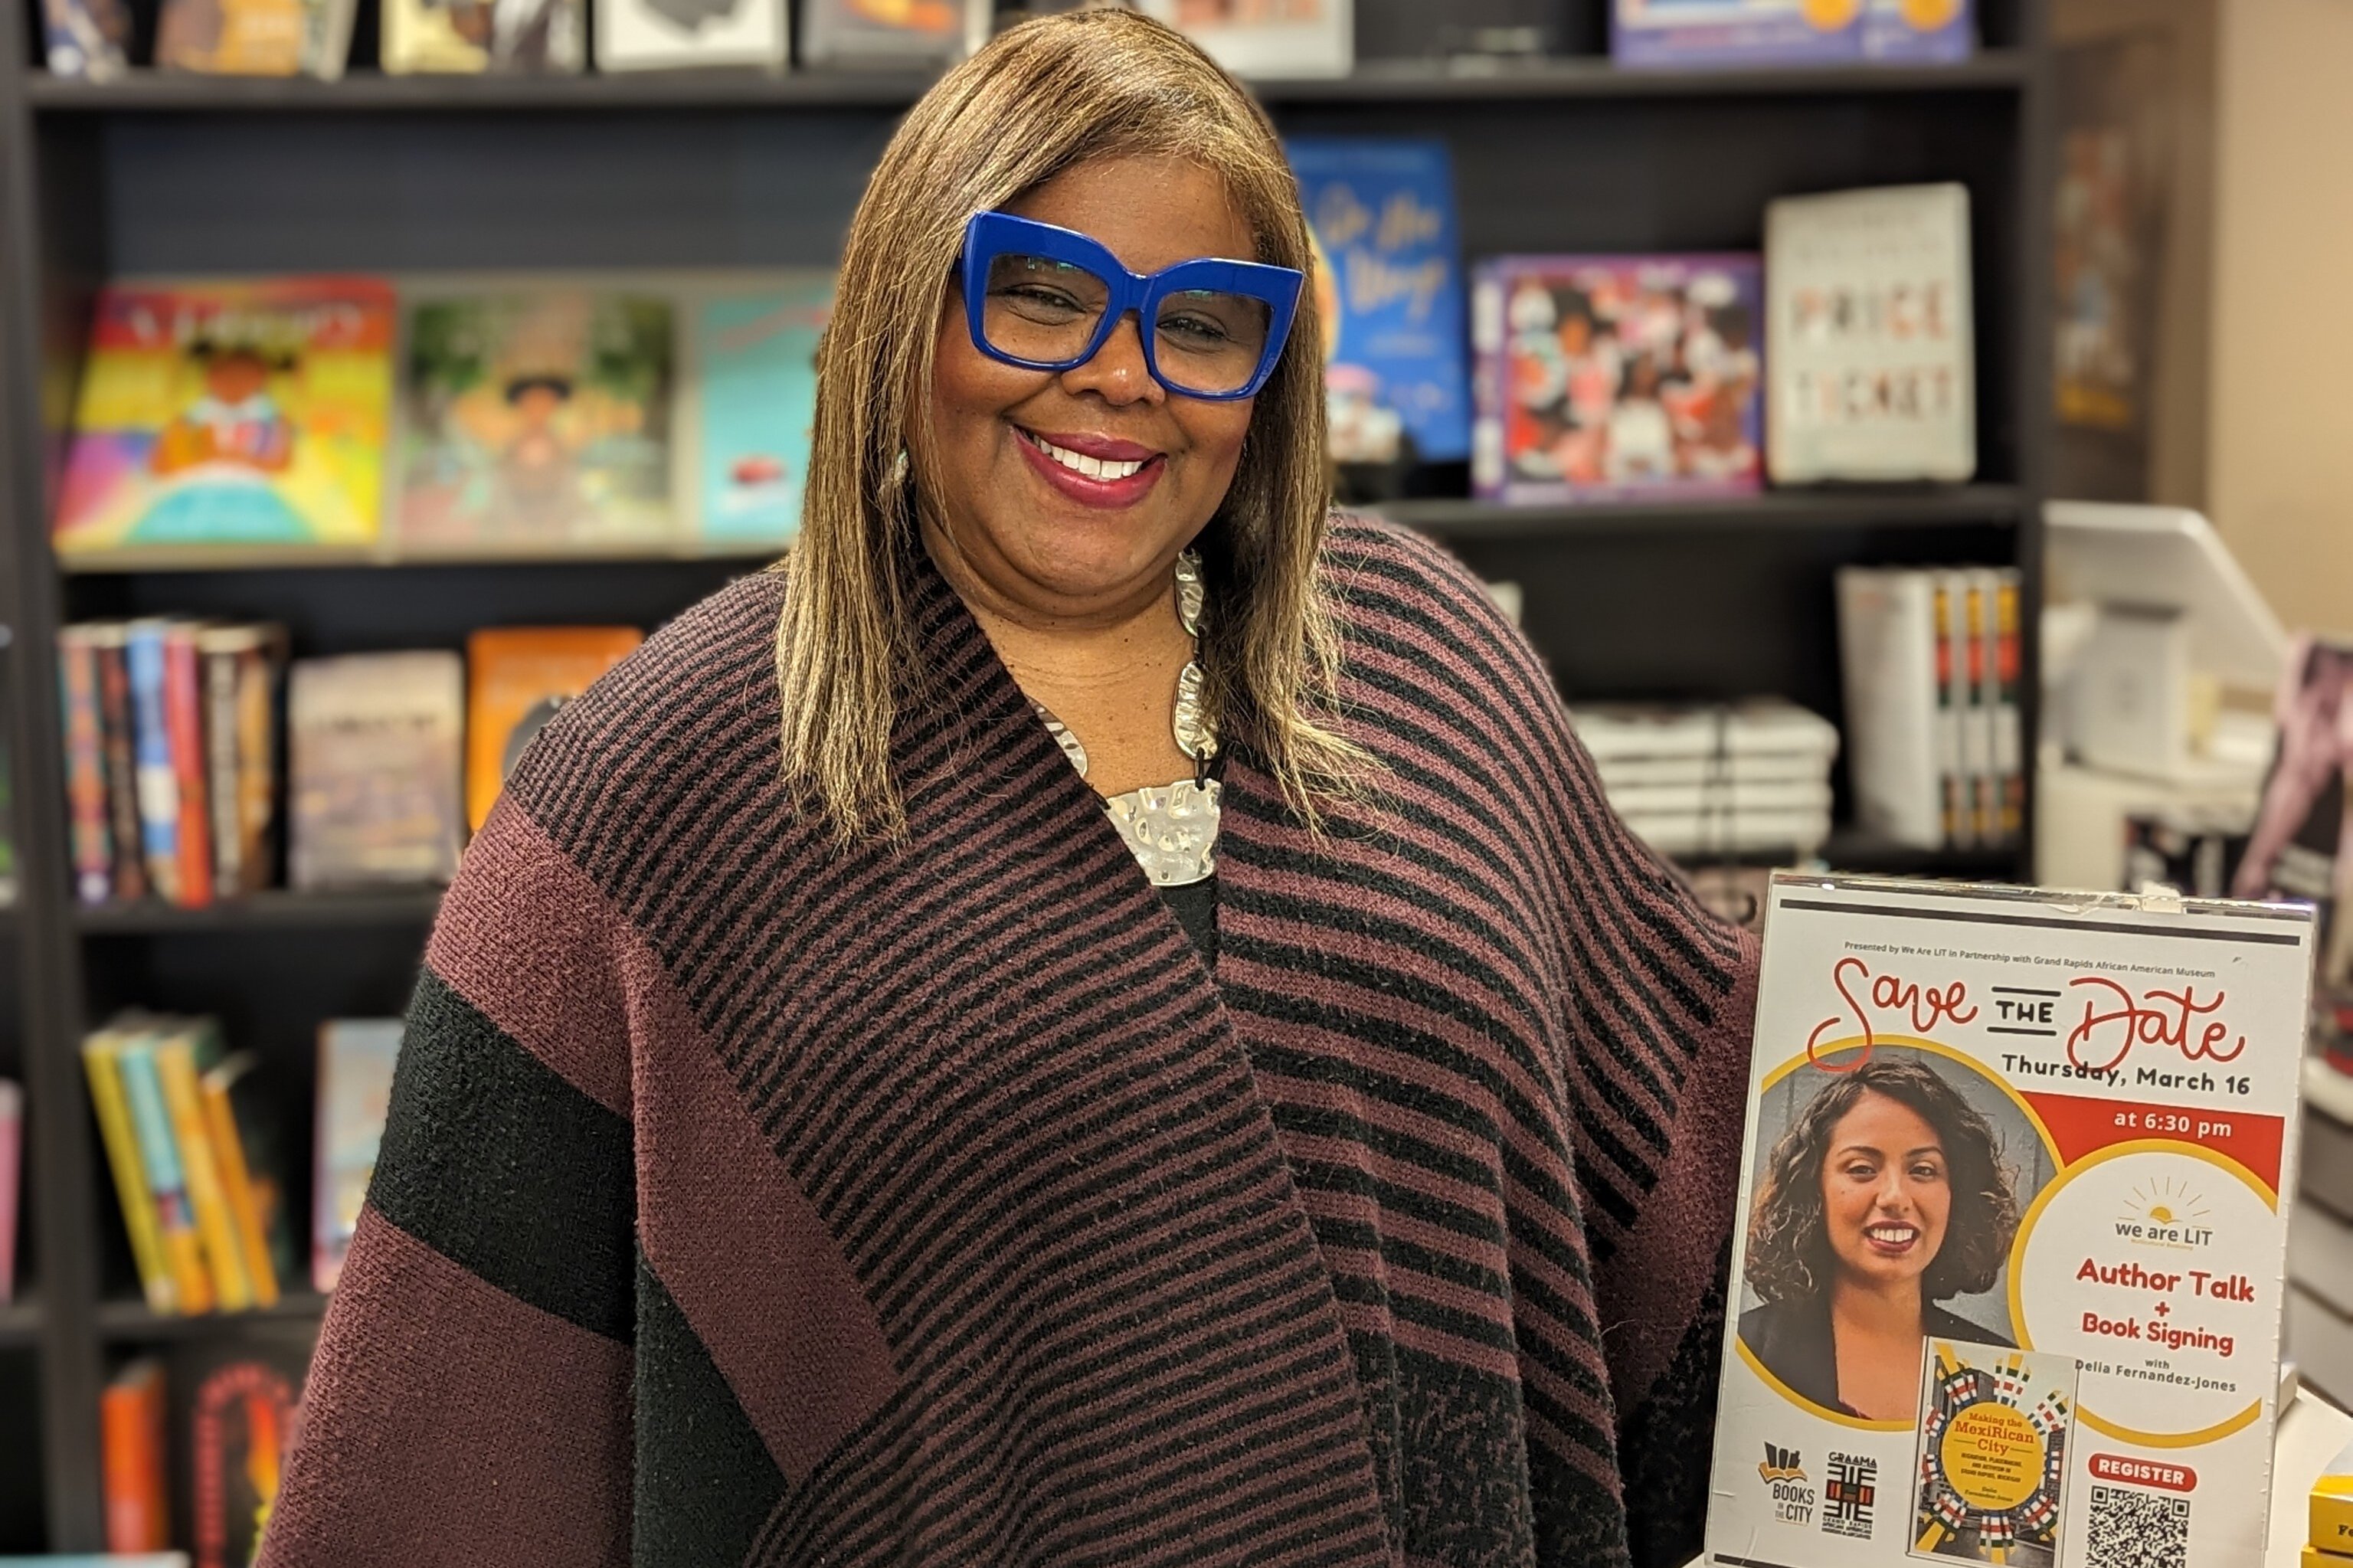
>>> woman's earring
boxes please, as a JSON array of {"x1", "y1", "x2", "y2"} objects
[{"x1": 890, "y1": 447, "x2": 910, "y2": 486}]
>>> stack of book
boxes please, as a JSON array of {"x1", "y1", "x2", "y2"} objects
[
  {"x1": 1836, "y1": 565, "x2": 2026, "y2": 853},
  {"x1": 82, "y1": 1013, "x2": 401, "y2": 1316},
  {"x1": 2314, "y1": 1436, "x2": 2353, "y2": 1568},
  {"x1": 1567, "y1": 699, "x2": 1839, "y2": 860}
]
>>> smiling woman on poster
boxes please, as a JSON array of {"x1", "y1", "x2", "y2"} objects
[{"x1": 1739, "y1": 1054, "x2": 2022, "y2": 1421}]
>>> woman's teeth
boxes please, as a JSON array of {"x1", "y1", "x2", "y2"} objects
[
  {"x1": 1023, "y1": 430, "x2": 1147, "y2": 481},
  {"x1": 1867, "y1": 1224, "x2": 1917, "y2": 1246}
]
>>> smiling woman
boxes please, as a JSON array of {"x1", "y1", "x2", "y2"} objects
[{"x1": 257, "y1": 11, "x2": 1762, "y2": 1568}]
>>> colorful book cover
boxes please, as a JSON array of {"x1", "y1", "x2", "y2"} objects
[
  {"x1": 1471, "y1": 253, "x2": 1763, "y2": 504},
  {"x1": 154, "y1": 1023, "x2": 253, "y2": 1311},
  {"x1": 397, "y1": 290, "x2": 676, "y2": 552},
  {"x1": 84, "y1": 1030, "x2": 176, "y2": 1313},
  {"x1": 42, "y1": 0, "x2": 133, "y2": 77},
  {"x1": 1286, "y1": 138, "x2": 1471, "y2": 467},
  {"x1": 313, "y1": 1019, "x2": 405, "y2": 1294},
  {"x1": 692, "y1": 279, "x2": 832, "y2": 547},
  {"x1": 286, "y1": 652, "x2": 466, "y2": 891},
  {"x1": 102, "y1": 1358, "x2": 173, "y2": 1551},
  {"x1": 1863, "y1": 0, "x2": 1969, "y2": 61},
  {"x1": 594, "y1": 0, "x2": 785, "y2": 69},
  {"x1": 125, "y1": 622, "x2": 185, "y2": 905},
  {"x1": 200, "y1": 1052, "x2": 286, "y2": 1308},
  {"x1": 54, "y1": 278, "x2": 395, "y2": 555},
  {"x1": 381, "y1": 0, "x2": 582, "y2": 70},
  {"x1": 0, "y1": 1080, "x2": 17, "y2": 1308},
  {"x1": 167, "y1": 1334, "x2": 309, "y2": 1568},
  {"x1": 1703, "y1": 874, "x2": 2315, "y2": 1568},
  {"x1": 797, "y1": 0, "x2": 968, "y2": 66},
  {"x1": 164, "y1": 624, "x2": 217, "y2": 909},
  {"x1": 59, "y1": 625, "x2": 116, "y2": 905},
  {"x1": 117, "y1": 1031, "x2": 218, "y2": 1315},
  {"x1": 156, "y1": 0, "x2": 307, "y2": 74},
  {"x1": 465, "y1": 626, "x2": 643, "y2": 830},
  {"x1": 95, "y1": 626, "x2": 153, "y2": 904},
  {"x1": 1137, "y1": 0, "x2": 1351, "y2": 77},
  {"x1": 1612, "y1": 0, "x2": 1861, "y2": 67}
]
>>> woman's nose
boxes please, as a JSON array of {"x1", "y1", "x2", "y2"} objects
[{"x1": 1060, "y1": 313, "x2": 1164, "y2": 407}]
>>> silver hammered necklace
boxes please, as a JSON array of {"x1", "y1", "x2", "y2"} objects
[{"x1": 1030, "y1": 548, "x2": 1222, "y2": 888}]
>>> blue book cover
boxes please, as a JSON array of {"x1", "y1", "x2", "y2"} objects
[
  {"x1": 694, "y1": 277, "x2": 834, "y2": 548},
  {"x1": 1862, "y1": 0, "x2": 1971, "y2": 60},
  {"x1": 1612, "y1": 0, "x2": 1861, "y2": 67},
  {"x1": 123, "y1": 619, "x2": 179, "y2": 901},
  {"x1": 1286, "y1": 138, "x2": 1471, "y2": 466}
]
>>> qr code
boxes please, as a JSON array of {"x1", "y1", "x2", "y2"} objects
[{"x1": 2086, "y1": 1485, "x2": 2191, "y2": 1568}]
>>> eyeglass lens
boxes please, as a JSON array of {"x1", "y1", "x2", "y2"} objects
[{"x1": 983, "y1": 253, "x2": 1273, "y2": 395}]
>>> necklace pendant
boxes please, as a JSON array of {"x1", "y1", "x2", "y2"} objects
[
  {"x1": 1105, "y1": 777, "x2": 1222, "y2": 886},
  {"x1": 1173, "y1": 660, "x2": 1217, "y2": 761},
  {"x1": 1033, "y1": 698, "x2": 1089, "y2": 777},
  {"x1": 1174, "y1": 548, "x2": 1205, "y2": 638}
]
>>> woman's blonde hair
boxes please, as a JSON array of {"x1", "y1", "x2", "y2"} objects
[{"x1": 777, "y1": 6, "x2": 1366, "y2": 842}]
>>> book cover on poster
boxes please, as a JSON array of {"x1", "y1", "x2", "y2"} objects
[
  {"x1": 689, "y1": 277, "x2": 833, "y2": 546},
  {"x1": 396, "y1": 288, "x2": 676, "y2": 552},
  {"x1": 1703, "y1": 873, "x2": 2315, "y2": 1568},
  {"x1": 55, "y1": 279, "x2": 395, "y2": 556},
  {"x1": 1471, "y1": 252, "x2": 1762, "y2": 504},
  {"x1": 1287, "y1": 137, "x2": 1471, "y2": 468},
  {"x1": 1766, "y1": 183, "x2": 1976, "y2": 483},
  {"x1": 1612, "y1": 0, "x2": 1861, "y2": 68}
]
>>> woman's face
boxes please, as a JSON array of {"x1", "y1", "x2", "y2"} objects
[
  {"x1": 1818, "y1": 1089, "x2": 1952, "y2": 1292},
  {"x1": 922, "y1": 154, "x2": 1262, "y2": 623}
]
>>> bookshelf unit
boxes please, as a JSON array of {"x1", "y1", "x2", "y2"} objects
[{"x1": 0, "y1": 0, "x2": 2054, "y2": 1550}]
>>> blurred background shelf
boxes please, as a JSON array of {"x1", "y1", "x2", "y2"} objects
[
  {"x1": 0, "y1": 1299, "x2": 41, "y2": 1350},
  {"x1": 96, "y1": 1294, "x2": 330, "y2": 1343},
  {"x1": 1379, "y1": 484, "x2": 2028, "y2": 539},
  {"x1": 76, "y1": 889, "x2": 444, "y2": 934}
]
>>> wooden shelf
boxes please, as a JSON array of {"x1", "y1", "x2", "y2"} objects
[
  {"x1": 76, "y1": 887, "x2": 443, "y2": 933},
  {"x1": 22, "y1": 51, "x2": 2031, "y2": 115},
  {"x1": 97, "y1": 1292, "x2": 329, "y2": 1341},
  {"x1": 1376, "y1": 484, "x2": 2027, "y2": 539},
  {"x1": 59, "y1": 538, "x2": 782, "y2": 576}
]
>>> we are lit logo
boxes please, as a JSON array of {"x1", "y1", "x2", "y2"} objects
[{"x1": 2121, "y1": 1176, "x2": 2214, "y2": 1249}]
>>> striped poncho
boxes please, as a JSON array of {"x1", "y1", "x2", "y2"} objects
[{"x1": 260, "y1": 517, "x2": 1759, "y2": 1568}]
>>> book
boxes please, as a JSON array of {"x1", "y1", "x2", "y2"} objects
[
  {"x1": 2316, "y1": 1432, "x2": 2353, "y2": 1555},
  {"x1": 0, "y1": 1081, "x2": 17, "y2": 1307},
  {"x1": 1836, "y1": 566, "x2": 1942, "y2": 850},
  {"x1": 286, "y1": 652, "x2": 466, "y2": 892},
  {"x1": 196, "y1": 624, "x2": 286, "y2": 899},
  {"x1": 797, "y1": 0, "x2": 973, "y2": 67},
  {"x1": 465, "y1": 627, "x2": 643, "y2": 831},
  {"x1": 1765, "y1": 182, "x2": 1976, "y2": 483},
  {"x1": 116, "y1": 1029, "x2": 218, "y2": 1315},
  {"x1": 41, "y1": 0, "x2": 133, "y2": 77},
  {"x1": 1910, "y1": 1337, "x2": 2076, "y2": 1561},
  {"x1": 54, "y1": 279, "x2": 397, "y2": 556},
  {"x1": 1703, "y1": 874, "x2": 2315, "y2": 1568},
  {"x1": 95, "y1": 624, "x2": 153, "y2": 904},
  {"x1": 83, "y1": 1030, "x2": 177, "y2": 1313},
  {"x1": 125, "y1": 622, "x2": 186, "y2": 905},
  {"x1": 1990, "y1": 570, "x2": 2023, "y2": 845},
  {"x1": 1285, "y1": 138, "x2": 1472, "y2": 472},
  {"x1": 1936, "y1": 569, "x2": 1969, "y2": 849},
  {"x1": 313, "y1": 1019, "x2": 404, "y2": 1294},
  {"x1": 201, "y1": 1052, "x2": 293, "y2": 1304},
  {"x1": 594, "y1": 0, "x2": 784, "y2": 68},
  {"x1": 1862, "y1": 0, "x2": 1968, "y2": 61},
  {"x1": 690, "y1": 278, "x2": 833, "y2": 547},
  {"x1": 164, "y1": 624, "x2": 218, "y2": 909},
  {"x1": 59, "y1": 625, "x2": 115, "y2": 905},
  {"x1": 1137, "y1": 0, "x2": 1352, "y2": 77},
  {"x1": 153, "y1": 1022, "x2": 253, "y2": 1311},
  {"x1": 1471, "y1": 252, "x2": 1763, "y2": 504},
  {"x1": 1612, "y1": 0, "x2": 1861, "y2": 68},
  {"x1": 102, "y1": 1358, "x2": 173, "y2": 1551},
  {"x1": 397, "y1": 289, "x2": 676, "y2": 552},
  {"x1": 381, "y1": 0, "x2": 583, "y2": 70},
  {"x1": 167, "y1": 1335, "x2": 307, "y2": 1568},
  {"x1": 155, "y1": 0, "x2": 306, "y2": 74}
]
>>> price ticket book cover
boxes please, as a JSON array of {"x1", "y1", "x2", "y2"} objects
[{"x1": 1703, "y1": 874, "x2": 2315, "y2": 1568}]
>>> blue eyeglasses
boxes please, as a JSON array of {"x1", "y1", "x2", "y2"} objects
[{"x1": 960, "y1": 210, "x2": 1304, "y2": 401}]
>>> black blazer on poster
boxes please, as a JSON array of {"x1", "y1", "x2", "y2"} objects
[{"x1": 1739, "y1": 1294, "x2": 2016, "y2": 1417}]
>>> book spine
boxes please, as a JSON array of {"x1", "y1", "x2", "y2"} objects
[
  {"x1": 1932, "y1": 574, "x2": 1960, "y2": 848},
  {"x1": 154, "y1": 1033, "x2": 252, "y2": 1311},
  {"x1": 1468, "y1": 267, "x2": 1505, "y2": 501},
  {"x1": 1962, "y1": 571, "x2": 1993, "y2": 845},
  {"x1": 204, "y1": 643, "x2": 243, "y2": 896},
  {"x1": 59, "y1": 630, "x2": 114, "y2": 905},
  {"x1": 237, "y1": 641, "x2": 281, "y2": 895},
  {"x1": 124, "y1": 625, "x2": 182, "y2": 905},
  {"x1": 200, "y1": 1071, "x2": 280, "y2": 1307},
  {"x1": 0, "y1": 1081, "x2": 17, "y2": 1306},
  {"x1": 81, "y1": 1036, "x2": 175, "y2": 1314},
  {"x1": 1995, "y1": 568, "x2": 2024, "y2": 845},
  {"x1": 96, "y1": 637, "x2": 152, "y2": 903},
  {"x1": 101, "y1": 1360, "x2": 172, "y2": 1551},
  {"x1": 163, "y1": 624, "x2": 214, "y2": 908},
  {"x1": 116, "y1": 1038, "x2": 215, "y2": 1314}
]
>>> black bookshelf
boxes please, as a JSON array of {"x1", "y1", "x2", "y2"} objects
[{"x1": 0, "y1": 0, "x2": 2056, "y2": 1549}]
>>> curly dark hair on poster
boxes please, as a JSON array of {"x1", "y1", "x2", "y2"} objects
[{"x1": 1745, "y1": 1054, "x2": 2020, "y2": 1304}]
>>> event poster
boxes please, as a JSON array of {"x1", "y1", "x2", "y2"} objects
[{"x1": 1703, "y1": 873, "x2": 2313, "y2": 1568}]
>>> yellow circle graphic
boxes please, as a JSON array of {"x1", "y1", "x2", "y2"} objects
[
  {"x1": 1902, "y1": 0, "x2": 1962, "y2": 25},
  {"x1": 1802, "y1": 0, "x2": 1861, "y2": 28},
  {"x1": 1939, "y1": 1403, "x2": 2045, "y2": 1511}
]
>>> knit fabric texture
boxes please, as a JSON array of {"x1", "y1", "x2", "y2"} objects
[{"x1": 259, "y1": 516, "x2": 1761, "y2": 1568}]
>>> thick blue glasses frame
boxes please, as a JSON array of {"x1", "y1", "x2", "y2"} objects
[{"x1": 959, "y1": 210, "x2": 1304, "y2": 401}]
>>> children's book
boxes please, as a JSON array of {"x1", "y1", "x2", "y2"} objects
[
  {"x1": 594, "y1": 0, "x2": 784, "y2": 68},
  {"x1": 313, "y1": 1019, "x2": 404, "y2": 1294},
  {"x1": 464, "y1": 626, "x2": 643, "y2": 830},
  {"x1": 60, "y1": 625, "x2": 116, "y2": 905},
  {"x1": 1137, "y1": 0, "x2": 1351, "y2": 77},
  {"x1": 155, "y1": 0, "x2": 354, "y2": 77},
  {"x1": 41, "y1": 0, "x2": 133, "y2": 77},
  {"x1": 195, "y1": 624, "x2": 286, "y2": 899},
  {"x1": 1286, "y1": 138, "x2": 1471, "y2": 469},
  {"x1": 1612, "y1": 0, "x2": 1861, "y2": 67},
  {"x1": 1863, "y1": 0, "x2": 1969, "y2": 61},
  {"x1": 797, "y1": 0, "x2": 973, "y2": 67},
  {"x1": 286, "y1": 652, "x2": 466, "y2": 891},
  {"x1": 1703, "y1": 874, "x2": 2316, "y2": 1568},
  {"x1": 1766, "y1": 183, "x2": 1976, "y2": 484},
  {"x1": 166, "y1": 1334, "x2": 309, "y2": 1568},
  {"x1": 55, "y1": 279, "x2": 395, "y2": 556},
  {"x1": 381, "y1": 0, "x2": 582, "y2": 70},
  {"x1": 84, "y1": 1028, "x2": 177, "y2": 1313},
  {"x1": 102, "y1": 1358, "x2": 173, "y2": 1551},
  {"x1": 153, "y1": 1021, "x2": 254, "y2": 1311},
  {"x1": 689, "y1": 277, "x2": 833, "y2": 547},
  {"x1": 202, "y1": 1052, "x2": 295, "y2": 1301},
  {"x1": 1471, "y1": 252, "x2": 1763, "y2": 503},
  {"x1": 92, "y1": 624, "x2": 152, "y2": 904},
  {"x1": 397, "y1": 289, "x2": 676, "y2": 552},
  {"x1": 116, "y1": 1029, "x2": 218, "y2": 1315}
]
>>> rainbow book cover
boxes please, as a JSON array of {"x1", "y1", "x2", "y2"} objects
[{"x1": 54, "y1": 277, "x2": 395, "y2": 556}]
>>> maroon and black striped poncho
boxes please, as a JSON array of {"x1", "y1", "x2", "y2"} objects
[{"x1": 259, "y1": 516, "x2": 1760, "y2": 1568}]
